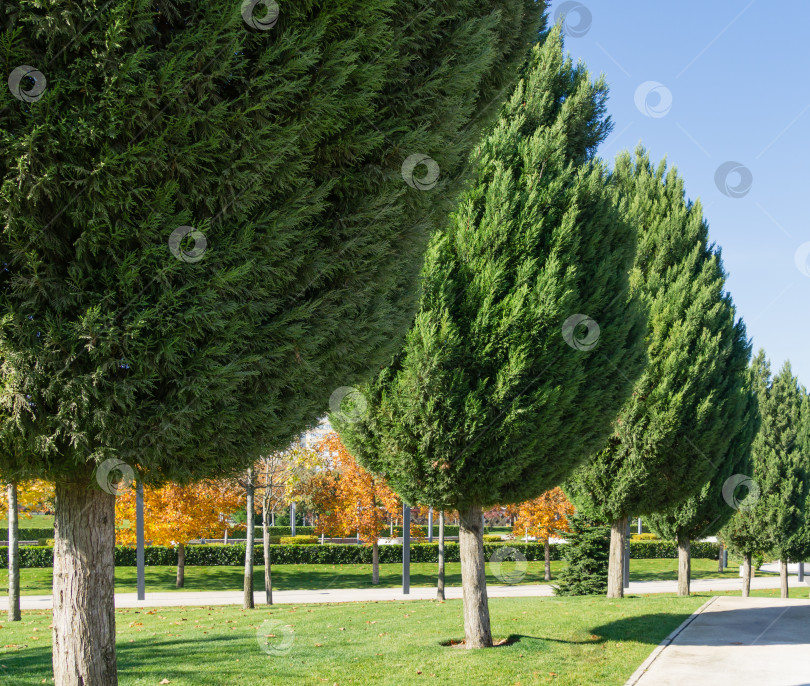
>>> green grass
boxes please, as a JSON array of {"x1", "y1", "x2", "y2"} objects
[
  {"x1": 0, "y1": 594, "x2": 709, "y2": 685},
  {"x1": 0, "y1": 515, "x2": 53, "y2": 530},
  {"x1": 0, "y1": 557, "x2": 755, "y2": 596}
]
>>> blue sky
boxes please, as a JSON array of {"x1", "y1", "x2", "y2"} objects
[{"x1": 554, "y1": 0, "x2": 810, "y2": 384}]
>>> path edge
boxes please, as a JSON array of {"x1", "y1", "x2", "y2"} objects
[{"x1": 623, "y1": 595, "x2": 718, "y2": 686}]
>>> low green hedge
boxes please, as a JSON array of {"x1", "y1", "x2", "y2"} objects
[
  {"x1": 0, "y1": 540, "x2": 721, "y2": 568},
  {"x1": 0, "y1": 527, "x2": 54, "y2": 541}
]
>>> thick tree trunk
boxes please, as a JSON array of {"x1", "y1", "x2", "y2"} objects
[
  {"x1": 742, "y1": 553, "x2": 751, "y2": 597},
  {"x1": 176, "y1": 543, "x2": 185, "y2": 588},
  {"x1": 243, "y1": 468, "x2": 255, "y2": 610},
  {"x1": 263, "y1": 498, "x2": 272, "y2": 605},
  {"x1": 718, "y1": 543, "x2": 724, "y2": 572},
  {"x1": 8, "y1": 483, "x2": 20, "y2": 622},
  {"x1": 372, "y1": 539, "x2": 380, "y2": 584},
  {"x1": 437, "y1": 511, "x2": 445, "y2": 601},
  {"x1": 544, "y1": 539, "x2": 551, "y2": 581},
  {"x1": 677, "y1": 533, "x2": 691, "y2": 596},
  {"x1": 458, "y1": 504, "x2": 492, "y2": 648},
  {"x1": 780, "y1": 558, "x2": 788, "y2": 598},
  {"x1": 607, "y1": 515, "x2": 628, "y2": 598},
  {"x1": 52, "y1": 480, "x2": 117, "y2": 686}
]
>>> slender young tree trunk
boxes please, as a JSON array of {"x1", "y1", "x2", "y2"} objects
[
  {"x1": 437, "y1": 511, "x2": 445, "y2": 601},
  {"x1": 458, "y1": 504, "x2": 492, "y2": 648},
  {"x1": 544, "y1": 538, "x2": 551, "y2": 581},
  {"x1": 607, "y1": 515, "x2": 628, "y2": 598},
  {"x1": 8, "y1": 483, "x2": 20, "y2": 622},
  {"x1": 176, "y1": 543, "x2": 185, "y2": 588},
  {"x1": 677, "y1": 532, "x2": 691, "y2": 596},
  {"x1": 718, "y1": 543, "x2": 724, "y2": 572},
  {"x1": 372, "y1": 539, "x2": 380, "y2": 584},
  {"x1": 243, "y1": 467, "x2": 255, "y2": 609},
  {"x1": 52, "y1": 480, "x2": 117, "y2": 686},
  {"x1": 263, "y1": 495, "x2": 272, "y2": 605},
  {"x1": 780, "y1": 558, "x2": 788, "y2": 598},
  {"x1": 742, "y1": 553, "x2": 752, "y2": 597}
]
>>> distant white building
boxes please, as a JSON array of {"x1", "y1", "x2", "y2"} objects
[{"x1": 300, "y1": 416, "x2": 332, "y2": 450}]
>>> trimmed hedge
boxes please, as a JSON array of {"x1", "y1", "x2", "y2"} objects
[
  {"x1": 0, "y1": 540, "x2": 721, "y2": 568},
  {"x1": 0, "y1": 527, "x2": 54, "y2": 541}
]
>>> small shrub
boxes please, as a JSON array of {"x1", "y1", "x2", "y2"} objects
[
  {"x1": 279, "y1": 536, "x2": 318, "y2": 545},
  {"x1": 483, "y1": 535, "x2": 504, "y2": 542},
  {"x1": 631, "y1": 533, "x2": 659, "y2": 541}
]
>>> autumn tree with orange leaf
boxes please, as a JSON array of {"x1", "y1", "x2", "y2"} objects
[
  {"x1": 513, "y1": 488, "x2": 574, "y2": 580},
  {"x1": 115, "y1": 480, "x2": 242, "y2": 587}
]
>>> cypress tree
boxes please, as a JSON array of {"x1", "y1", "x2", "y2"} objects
[
  {"x1": 0, "y1": 2, "x2": 543, "y2": 681},
  {"x1": 337, "y1": 27, "x2": 647, "y2": 648},
  {"x1": 553, "y1": 513, "x2": 610, "y2": 596},
  {"x1": 565, "y1": 149, "x2": 753, "y2": 599}
]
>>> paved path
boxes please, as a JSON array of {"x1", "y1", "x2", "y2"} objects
[
  {"x1": 17, "y1": 572, "x2": 807, "y2": 610},
  {"x1": 627, "y1": 595, "x2": 810, "y2": 686}
]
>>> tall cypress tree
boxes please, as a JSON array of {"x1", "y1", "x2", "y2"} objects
[
  {"x1": 0, "y1": 2, "x2": 543, "y2": 682},
  {"x1": 565, "y1": 149, "x2": 753, "y2": 598},
  {"x1": 337, "y1": 27, "x2": 647, "y2": 648}
]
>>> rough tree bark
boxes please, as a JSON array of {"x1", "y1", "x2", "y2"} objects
[
  {"x1": 544, "y1": 539, "x2": 551, "y2": 581},
  {"x1": 677, "y1": 532, "x2": 691, "y2": 596},
  {"x1": 8, "y1": 483, "x2": 20, "y2": 622},
  {"x1": 263, "y1": 494, "x2": 272, "y2": 605},
  {"x1": 458, "y1": 504, "x2": 492, "y2": 648},
  {"x1": 52, "y1": 480, "x2": 117, "y2": 686},
  {"x1": 372, "y1": 539, "x2": 380, "y2": 584},
  {"x1": 607, "y1": 515, "x2": 628, "y2": 599},
  {"x1": 717, "y1": 543, "x2": 724, "y2": 572},
  {"x1": 437, "y1": 511, "x2": 445, "y2": 601},
  {"x1": 780, "y1": 558, "x2": 788, "y2": 599},
  {"x1": 176, "y1": 543, "x2": 185, "y2": 588},
  {"x1": 742, "y1": 553, "x2": 752, "y2": 597},
  {"x1": 243, "y1": 467, "x2": 255, "y2": 610}
]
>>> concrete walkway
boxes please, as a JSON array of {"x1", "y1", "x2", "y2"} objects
[
  {"x1": 628, "y1": 595, "x2": 810, "y2": 686},
  {"x1": 17, "y1": 572, "x2": 808, "y2": 610}
]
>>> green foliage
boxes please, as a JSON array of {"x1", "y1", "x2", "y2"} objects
[
  {"x1": 337, "y1": 26, "x2": 646, "y2": 511},
  {"x1": 629, "y1": 540, "x2": 719, "y2": 560},
  {"x1": 482, "y1": 535, "x2": 504, "y2": 542},
  {"x1": 279, "y1": 535, "x2": 318, "y2": 545},
  {"x1": 631, "y1": 533, "x2": 659, "y2": 541},
  {"x1": 553, "y1": 514, "x2": 609, "y2": 596},
  {"x1": 0, "y1": 527, "x2": 54, "y2": 540},
  {"x1": 0, "y1": 1, "x2": 544, "y2": 485},
  {"x1": 566, "y1": 149, "x2": 754, "y2": 523}
]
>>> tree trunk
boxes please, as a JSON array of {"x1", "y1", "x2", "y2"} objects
[
  {"x1": 176, "y1": 543, "x2": 185, "y2": 588},
  {"x1": 263, "y1": 496, "x2": 272, "y2": 605},
  {"x1": 742, "y1": 553, "x2": 751, "y2": 597},
  {"x1": 437, "y1": 511, "x2": 445, "y2": 601},
  {"x1": 52, "y1": 480, "x2": 117, "y2": 686},
  {"x1": 718, "y1": 543, "x2": 724, "y2": 572},
  {"x1": 607, "y1": 515, "x2": 628, "y2": 598},
  {"x1": 372, "y1": 539, "x2": 379, "y2": 584},
  {"x1": 243, "y1": 468, "x2": 255, "y2": 609},
  {"x1": 8, "y1": 483, "x2": 20, "y2": 622},
  {"x1": 677, "y1": 532, "x2": 691, "y2": 596},
  {"x1": 780, "y1": 558, "x2": 788, "y2": 598},
  {"x1": 458, "y1": 504, "x2": 492, "y2": 648},
  {"x1": 544, "y1": 538, "x2": 551, "y2": 581}
]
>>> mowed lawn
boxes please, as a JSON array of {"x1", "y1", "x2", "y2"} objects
[
  {"x1": 0, "y1": 595, "x2": 708, "y2": 686},
  {"x1": 0, "y1": 558, "x2": 753, "y2": 596}
]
